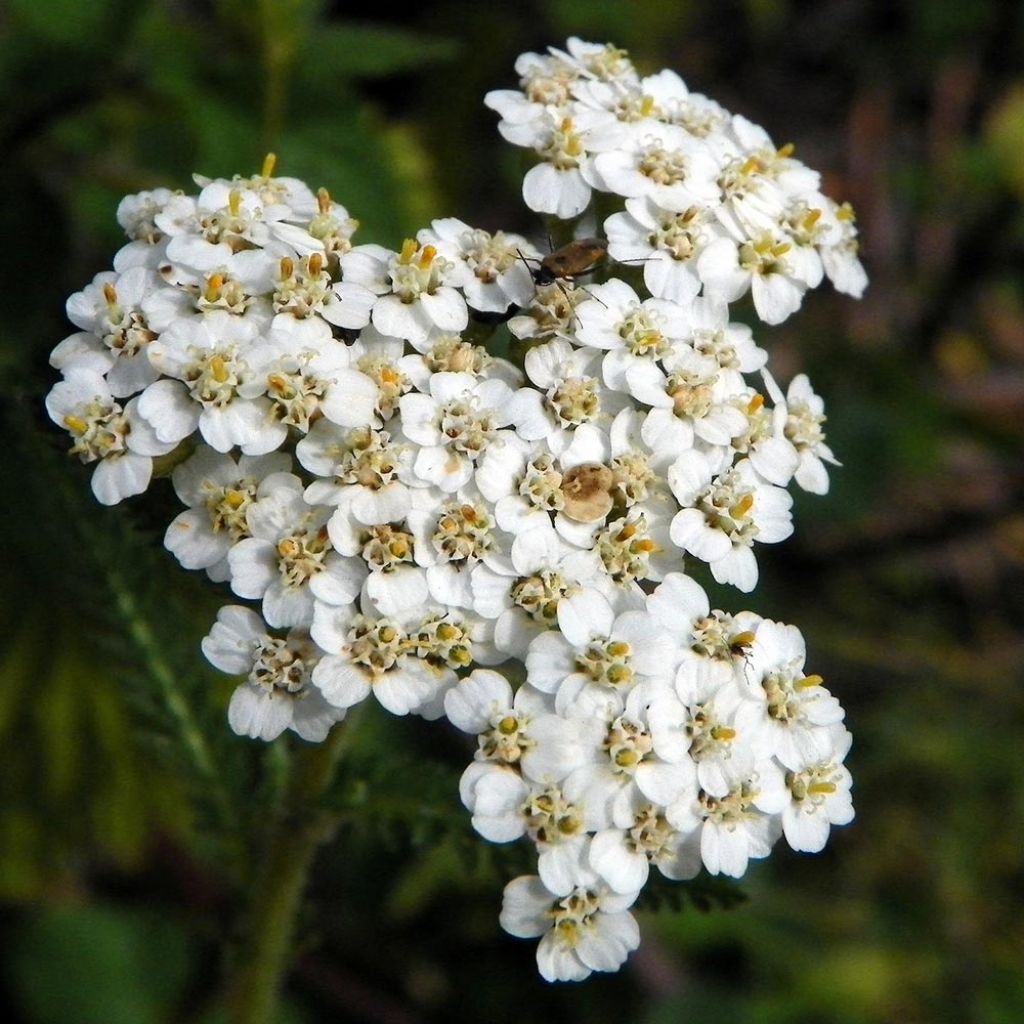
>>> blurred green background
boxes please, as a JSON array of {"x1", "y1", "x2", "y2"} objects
[{"x1": 2, "y1": 0, "x2": 1023, "y2": 1021}]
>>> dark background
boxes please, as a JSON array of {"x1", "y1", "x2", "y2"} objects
[{"x1": 2, "y1": 1, "x2": 1023, "y2": 1021}]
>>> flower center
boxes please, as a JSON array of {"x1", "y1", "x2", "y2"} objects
[
  {"x1": 522, "y1": 787, "x2": 584, "y2": 846},
  {"x1": 251, "y1": 637, "x2": 310, "y2": 695},
  {"x1": 511, "y1": 570, "x2": 573, "y2": 624},
  {"x1": 62, "y1": 400, "x2": 130, "y2": 462},
  {"x1": 548, "y1": 376, "x2": 600, "y2": 426},
  {"x1": 275, "y1": 527, "x2": 331, "y2": 590},
  {"x1": 432, "y1": 502, "x2": 494, "y2": 563},
  {"x1": 595, "y1": 514, "x2": 658, "y2": 583}
]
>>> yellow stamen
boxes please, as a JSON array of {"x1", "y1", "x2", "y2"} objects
[
  {"x1": 808, "y1": 781, "x2": 837, "y2": 795},
  {"x1": 803, "y1": 208, "x2": 822, "y2": 229},
  {"x1": 607, "y1": 641, "x2": 630, "y2": 658},
  {"x1": 102, "y1": 283, "x2": 118, "y2": 307},
  {"x1": 836, "y1": 202, "x2": 856, "y2": 223},
  {"x1": 417, "y1": 244, "x2": 437, "y2": 270},
  {"x1": 317, "y1": 187, "x2": 332, "y2": 214},
  {"x1": 747, "y1": 394, "x2": 764, "y2": 414},
  {"x1": 796, "y1": 674, "x2": 823, "y2": 690},
  {"x1": 210, "y1": 355, "x2": 229, "y2": 383},
  {"x1": 741, "y1": 156, "x2": 760, "y2": 177},
  {"x1": 308, "y1": 252, "x2": 323, "y2": 276},
  {"x1": 711, "y1": 726, "x2": 737, "y2": 741},
  {"x1": 730, "y1": 494, "x2": 754, "y2": 518},
  {"x1": 639, "y1": 95, "x2": 656, "y2": 118},
  {"x1": 224, "y1": 489, "x2": 246, "y2": 509},
  {"x1": 279, "y1": 257, "x2": 294, "y2": 280},
  {"x1": 63, "y1": 415, "x2": 88, "y2": 435},
  {"x1": 399, "y1": 238, "x2": 418, "y2": 264},
  {"x1": 228, "y1": 189, "x2": 242, "y2": 218},
  {"x1": 204, "y1": 274, "x2": 225, "y2": 301},
  {"x1": 498, "y1": 715, "x2": 518, "y2": 735},
  {"x1": 777, "y1": 142, "x2": 795, "y2": 158},
  {"x1": 261, "y1": 152, "x2": 277, "y2": 178}
]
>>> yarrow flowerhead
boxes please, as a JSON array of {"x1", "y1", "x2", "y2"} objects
[{"x1": 47, "y1": 40, "x2": 864, "y2": 983}]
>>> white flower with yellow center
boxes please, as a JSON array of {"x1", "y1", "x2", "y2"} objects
[
  {"x1": 498, "y1": 109, "x2": 597, "y2": 219},
  {"x1": 500, "y1": 858, "x2": 641, "y2": 983},
  {"x1": 763, "y1": 371, "x2": 839, "y2": 494},
  {"x1": 733, "y1": 619, "x2": 846, "y2": 770},
  {"x1": 526, "y1": 592, "x2": 674, "y2": 717},
  {"x1": 399, "y1": 372, "x2": 516, "y2": 493},
  {"x1": 298, "y1": 421, "x2": 418, "y2": 526},
  {"x1": 446, "y1": 670, "x2": 583, "y2": 783},
  {"x1": 140, "y1": 311, "x2": 280, "y2": 454},
  {"x1": 668, "y1": 453, "x2": 793, "y2": 592},
  {"x1": 605, "y1": 197, "x2": 724, "y2": 305},
  {"x1": 311, "y1": 601, "x2": 456, "y2": 717},
  {"x1": 819, "y1": 199, "x2": 868, "y2": 298},
  {"x1": 667, "y1": 762, "x2": 787, "y2": 877},
  {"x1": 781, "y1": 726, "x2": 854, "y2": 852},
  {"x1": 245, "y1": 321, "x2": 379, "y2": 435},
  {"x1": 418, "y1": 218, "x2": 538, "y2": 313},
  {"x1": 45, "y1": 369, "x2": 174, "y2": 505},
  {"x1": 587, "y1": 124, "x2": 721, "y2": 212},
  {"x1": 227, "y1": 473, "x2": 365, "y2": 627},
  {"x1": 471, "y1": 525, "x2": 618, "y2": 658},
  {"x1": 565, "y1": 687, "x2": 697, "y2": 830},
  {"x1": 698, "y1": 228, "x2": 810, "y2": 325},
  {"x1": 164, "y1": 446, "x2": 291, "y2": 579},
  {"x1": 202, "y1": 605, "x2": 345, "y2": 742},
  {"x1": 61, "y1": 268, "x2": 170, "y2": 396},
  {"x1": 589, "y1": 803, "x2": 702, "y2": 895},
  {"x1": 366, "y1": 238, "x2": 468, "y2": 346}
]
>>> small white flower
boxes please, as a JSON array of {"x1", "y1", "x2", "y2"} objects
[
  {"x1": 763, "y1": 371, "x2": 839, "y2": 495},
  {"x1": 733, "y1": 619, "x2": 845, "y2": 770},
  {"x1": 311, "y1": 602, "x2": 454, "y2": 717},
  {"x1": 164, "y1": 446, "x2": 291, "y2": 578},
  {"x1": 781, "y1": 727, "x2": 854, "y2": 852},
  {"x1": 367, "y1": 239, "x2": 468, "y2": 347},
  {"x1": 45, "y1": 369, "x2": 174, "y2": 505},
  {"x1": 202, "y1": 605, "x2": 344, "y2": 741},
  {"x1": 141, "y1": 311, "x2": 280, "y2": 454},
  {"x1": 228, "y1": 473, "x2": 365, "y2": 627},
  {"x1": 668, "y1": 454, "x2": 793, "y2": 592},
  {"x1": 419, "y1": 218, "x2": 538, "y2": 312},
  {"x1": 499, "y1": 859, "x2": 641, "y2": 983},
  {"x1": 667, "y1": 761, "x2": 787, "y2": 877}
]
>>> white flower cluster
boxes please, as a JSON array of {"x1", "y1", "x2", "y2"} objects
[
  {"x1": 46, "y1": 40, "x2": 861, "y2": 984},
  {"x1": 487, "y1": 36, "x2": 866, "y2": 324}
]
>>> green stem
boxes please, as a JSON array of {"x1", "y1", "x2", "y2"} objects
[
  {"x1": 225, "y1": 716, "x2": 358, "y2": 1024},
  {"x1": 105, "y1": 567, "x2": 235, "y2": 832}
]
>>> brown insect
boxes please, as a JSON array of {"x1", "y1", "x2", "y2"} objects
[
  {"x1": 561, "y1": 462, "x2": 616, "y2": 523},
  {"x1": 532, "y1": 237, "x2": 609, "y2": 285}
]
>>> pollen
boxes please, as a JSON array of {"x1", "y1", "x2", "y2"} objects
[
  {"x1": 261, "y1": 152, "x2": 277, "y2": 178},
  {"x1": 64, "y1": 415, "x2": 88, "y2": 434}
]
